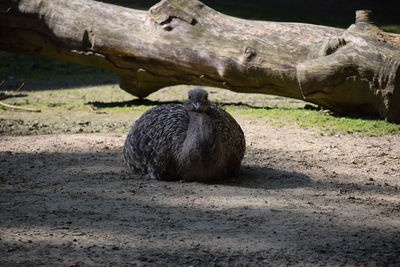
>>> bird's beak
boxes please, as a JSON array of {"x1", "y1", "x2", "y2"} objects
[{"x1": 193, "y1": 102, "x2": 201, "y2": 111}]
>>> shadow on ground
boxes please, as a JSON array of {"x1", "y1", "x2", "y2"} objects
[
  {"x1": 1, "y1": 145, "x2": 399, "y2": 265},
  {"x1": 233, "y1": 166, "x2": 313, "y2": 189}
]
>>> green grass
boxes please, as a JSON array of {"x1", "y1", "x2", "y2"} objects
[
  {"x1": 0, "y1": 86, "x2": 153, "y2": 114},
  {"x1": 1, "y1": 84, "x2": 400, "y2": 136},
  {"x1": 225, "y1": 106, "x2": 400, "y2": 136},
  {"x1": 380, "y1": 25, "x2": 400, "y2": 34},
  {"x1": 1, "y1": 76, "x2": 400, "y2": 136}
]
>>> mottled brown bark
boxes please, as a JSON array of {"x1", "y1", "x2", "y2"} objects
[{"x1": 1, "y1": 0, "x2": 399, "y2": 121}]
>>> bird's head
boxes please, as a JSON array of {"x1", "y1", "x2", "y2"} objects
[{"x1": 184, "y1": 88, "x2": 211, "y2": 112}]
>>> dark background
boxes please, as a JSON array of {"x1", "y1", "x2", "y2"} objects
[{"x1": 98, "y1": 0, "x2": 399, "y2": 28}]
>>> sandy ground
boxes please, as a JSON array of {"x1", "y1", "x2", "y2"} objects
[{"x1": 1, "y1": 119, "x2": 400, "y2": 266}]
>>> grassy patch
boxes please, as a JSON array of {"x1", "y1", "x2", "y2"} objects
[
  {"x1": 225, "y1": 106, "x2": 400, "y2": 136},
  {"x1": 0, "y1": 86, "x2": 152, "y2": 113},
  {"x1": 380, "y1": 25, "x2": 400, "y2": 34},
  {"x1": 1, "y1": 85, "x2": 400, "y2": 136}
]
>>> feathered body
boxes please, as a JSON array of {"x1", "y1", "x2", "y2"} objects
[{"x1": 123, "y1": 89, "x2": 245, "y2": 182}]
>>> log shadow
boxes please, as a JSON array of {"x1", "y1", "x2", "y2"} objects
[
  {"x1": 87, "y1": 98, "x2": 181, "y2": 108},
  {"x1": 329, "y1": 110, "x2": 383, "y2": 122},
  {"x1": 217, "y1": 102, "x2": 272, "y2": 110},
  {"x1": 88, "y1": 99, "x2": 280, "y2": 110},
  {"x1": 86, "y1": 96, "x2": 393, "y2": 124},
  {"x1": 301, "y1": 103, "x2": 386, "y2": 122}
]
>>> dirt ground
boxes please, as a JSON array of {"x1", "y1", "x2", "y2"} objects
[{"x1": 1, "y1": 116, "x2": 400, "y2": 266}]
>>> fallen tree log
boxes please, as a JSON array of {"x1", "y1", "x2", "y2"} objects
[{"x1": 1, "y1": 0, "x2": 399, "y2": 122}]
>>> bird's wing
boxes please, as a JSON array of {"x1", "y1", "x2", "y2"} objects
[
  {"x1": 123, "y1": 104, "x2": 189, "y2": 180},
  {"x1": 208, "y1": 105, "x2": 246, "y2": 159}
]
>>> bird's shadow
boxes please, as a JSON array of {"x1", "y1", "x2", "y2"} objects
[{"x1": 207, "y1": 165, "x2": 313, "y2": 190}]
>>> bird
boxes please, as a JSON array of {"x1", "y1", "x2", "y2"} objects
[{"x1": 122, "y1": 88, "x2": 246, "y2": 182}]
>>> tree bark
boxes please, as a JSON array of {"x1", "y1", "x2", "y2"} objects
[{"x1": 1, "y1": 0, "x2": 399, "y2": 122}]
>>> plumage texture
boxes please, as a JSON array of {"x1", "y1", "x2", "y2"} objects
[{"x1": 123, "y1": 89, "x2": 245, "y2": 182}]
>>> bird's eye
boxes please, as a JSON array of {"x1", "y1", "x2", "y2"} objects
[{"x1": 189, "y1": 95, "x2": 192, "y2": 99}]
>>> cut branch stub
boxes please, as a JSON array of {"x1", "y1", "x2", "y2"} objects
[
  {"x1": 355, "y1": 10, "x2": 374, "y2": 25},
  {"x1": 149, "y1": 0, "x2": 202, "y2": 26}
]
